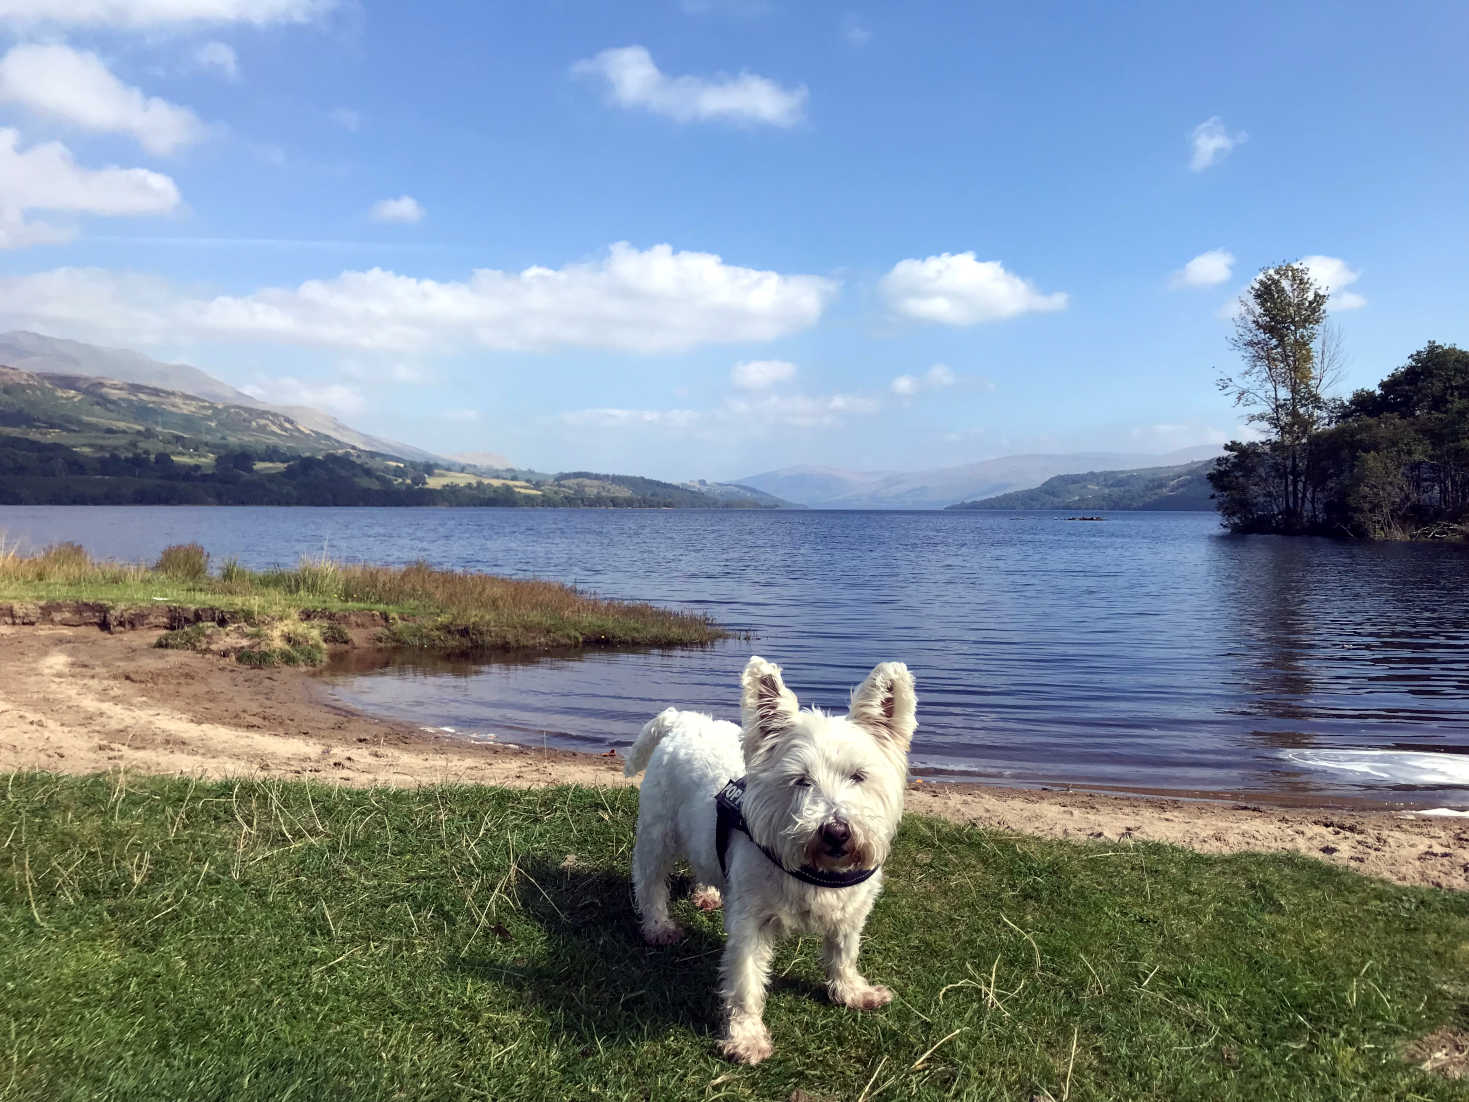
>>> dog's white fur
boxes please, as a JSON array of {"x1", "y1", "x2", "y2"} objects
[{"x1": 624, "y1": 655, "x2": 917, "y2": 1065}]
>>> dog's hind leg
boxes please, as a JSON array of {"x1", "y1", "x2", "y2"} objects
[{"x1": 631, "y1": 822, "x2": 683, "y2": 945}]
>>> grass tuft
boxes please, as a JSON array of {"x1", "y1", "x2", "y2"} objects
[
  {"x1": 235, "y1": 623, "x2": 327, "y2": 667},
  {"x1": 154, "y1": 623, "x2": 214, "y2": 651},
  {"x1": 1, "y1": 774, "x2": 1466, "y2": 1101},
  {"x1": 153, "y1": 542, "x2": 210, "y2": 580}
]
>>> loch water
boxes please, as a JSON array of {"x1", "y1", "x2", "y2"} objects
[{"x1": 4, "y1": 505, "x2": 1468, "y2": 807}]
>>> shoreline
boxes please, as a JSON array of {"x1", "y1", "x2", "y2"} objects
[{"x1": 1, "y1": 624, "x2": 1465, "y2": 892}]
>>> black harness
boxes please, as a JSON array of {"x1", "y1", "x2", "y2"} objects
[{"x1": 715, "y1": 777, "x2": 879, "y2": 889}]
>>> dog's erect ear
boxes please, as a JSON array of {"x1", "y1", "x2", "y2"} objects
[
  {"x1": 848, "y1": 662, "x2": 917, "y2": 753},
  {"x1": 740, "y1": 656, "x2": 799, "y2": 761}
]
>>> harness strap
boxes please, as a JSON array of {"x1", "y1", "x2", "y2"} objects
[{"x1": 715, "y1": 777, "x2": 878, "y2": 889}]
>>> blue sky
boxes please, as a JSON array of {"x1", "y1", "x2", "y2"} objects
[{"x1": 0, "y1": 0, "x2": 1465, "y2": 480}]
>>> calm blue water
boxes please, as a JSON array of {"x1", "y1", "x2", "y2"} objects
[{"x1": 4, "y1": 505, "x2": 1468, "y2": 806}]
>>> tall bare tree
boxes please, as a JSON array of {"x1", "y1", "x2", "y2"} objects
[{"x1": 1217, "y1": 262, "x2": 1332, "y2": 530}]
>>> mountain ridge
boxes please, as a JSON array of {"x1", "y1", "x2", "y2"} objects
[
  {"x1": 736, "y1": 446, "x2": 1222, "y2": 509},
  {"x1": 0, "y1": 331, "x2": 446, "y2": 465},
  {"x1": 947, "y1": 459, "x2": 1217, "y2": 511}
]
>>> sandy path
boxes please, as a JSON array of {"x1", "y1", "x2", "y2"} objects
[{"x1": 2, "y1": 625, "x2": 1465, "y2": 891}]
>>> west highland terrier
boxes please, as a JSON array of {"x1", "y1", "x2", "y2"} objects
[{"x1": 623, "y1": 655, "x2": 917, "y2": 1065}]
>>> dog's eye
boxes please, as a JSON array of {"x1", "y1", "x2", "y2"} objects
[
  {"x1": 791, "y1": 775, "x2": 813, "y2": 788},
  {"x1": 850, "y1": 771, "x2": 867, "y2": 785}
]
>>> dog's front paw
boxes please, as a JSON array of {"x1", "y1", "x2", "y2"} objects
[
  {"x1": 690, "y1": 885, "x2": 723, "y2": 912},
  {"x1": 721, "y1": 1019, "x2": 774, "y2": 1065},
  {"x1": 831, "y1": 981, "x2": 893, "y2": 1011},
  {"x1": 641, "y1": 919, "x2": 685, "y2": 946}
]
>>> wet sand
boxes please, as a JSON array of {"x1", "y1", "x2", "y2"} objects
[{"x1": 2, "y1": 625, "x2": 1465, "y2": 891}]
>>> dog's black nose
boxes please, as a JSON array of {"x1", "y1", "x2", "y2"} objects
[{"x1": 821, "y1": 820, "x2": 851, "y2": 850}]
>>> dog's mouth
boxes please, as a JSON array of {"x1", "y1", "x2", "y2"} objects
[{"x1": 806, "y1": 835, "x2": 869, "y2": 870}]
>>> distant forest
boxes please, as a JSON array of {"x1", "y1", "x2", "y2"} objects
[{"x1": 0, "y1": 438, "x2": 755, "y2": 508}]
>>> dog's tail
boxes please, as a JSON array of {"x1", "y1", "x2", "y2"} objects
[{"x1": 624, "y1": 707, "x2": 681, "y2": 778}]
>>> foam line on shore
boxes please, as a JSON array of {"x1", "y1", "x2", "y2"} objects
[{"x1": 1282, "y1": 748, "x2": 1469, "y2": 787}]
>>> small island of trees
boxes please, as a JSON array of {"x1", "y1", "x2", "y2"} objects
[{"x1": 1210, "y1": 261, "x2": 1467, "y2": 540}]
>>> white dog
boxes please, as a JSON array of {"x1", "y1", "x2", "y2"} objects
[{"x1": 623, "y1": 655, "x2": 917, "y2": 1065}]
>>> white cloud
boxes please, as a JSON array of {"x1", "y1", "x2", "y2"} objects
[
  {"x1": 369, "y1": 195, "x2": 424, "y2": 224},
  {"x1": 0, "y1": 128, "x2": 180, "y2": 248},
  {"x1": 563, "y1": 390, "x2": 878, "y2": 435},
  {"x1": 1171, "y1": 248, "x2": 1234, "y2": 288},
  {"x1": 1189, "y1": 116, "x2": 1246, "y2": 172},
  {"x1": 731, "y1": 359, "x2": 796, "y2": 390},
  {"x1": 192, "y1": 40, "x2": 238, "y2": 80},
  {"x1": 328, "y1": 107, "x2": 360, "y2": 132},
  {"x1": 880, "y1": 252, "x2": 1067, "y2": 325},
  {"x1": 890, "y1": 362, "x2": 958, "y2": 397},
  {"x1": 0, "y1": 44, "x2": 206, "y2": 154},
  {"x1": 242, "y1": 376, "x2": 364, "y2": 417},
  {"x1": 0, "y1": 0, "x2": 332, "y2": 27},
  {"x1": 1300, "y1": 254, "x2": 1367, "y2": 310},
  {"x1": 572, "y1": 45, "x2": 807, "y2": 128},
  {"x1": 0, "y1": 242, "x2": 838, "y2": 351}
]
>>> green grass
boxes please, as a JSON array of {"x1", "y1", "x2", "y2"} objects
[
  {"x1": 0, "y1": 542, "x2": 724, "y2": 653},
  {"x1": 2, "y1": 774, "x2": 1465, "y2": 1101}
]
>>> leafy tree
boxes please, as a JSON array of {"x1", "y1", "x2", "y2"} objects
[{"x1": 1215, "y1": 262, "x2": 1336, "y2": 530}]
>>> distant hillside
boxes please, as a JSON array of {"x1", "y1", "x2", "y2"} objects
[
  {"x1": 0, "y1": 366, "x2": 349, "y2": 455},
  {"x1": 0, "y1": 331, "x2": 445, "y2": 464},
  {"x1": 733, "y1": 465, "x2": 897, "y2": 508},
  {"x1": 738, "y1": 447, "x2": 1222, "y2": 509},
  {"x1": 947, "y1": 459, "x2": 1217, "y2": 511},
  {"x1": 679, "y1": 479, "x2": 798, "y2": 508},
  {"x1": 0, "y1": 368, "x2": 782, "y2": 509}
]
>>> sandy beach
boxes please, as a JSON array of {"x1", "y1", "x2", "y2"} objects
[{"x1": 2, "y1": 624, "x2": 1465, "y2": 892}]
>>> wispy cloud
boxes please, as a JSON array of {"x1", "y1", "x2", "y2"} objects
[
  {"x1": 328, "y1": 106, "x2": 361, "y2": 132},
  {"x1": 731, "y1": 359, "x2": 796, "y2": 390},
  {"x1": 890, "y1": 363, "x2": 957, "y2": 397},
  {"x1": 841, "y1": 12, "x2": 872, "y2": 46},
  {"x1": 572, "y1": 45, "x2": 807, "y2": 128},
  {"x1": 1189, "y1": 116, "x2": 1246, "y2": 172},
  {"x1": 563, "y1": 390, "x2": 880, "y2": 436},
  {"x1": 192, "y1": 41, "x2": 238, "y2": 80},
  {"x1": 369, "y1": 195, "x2": 424, "y2": 224}
]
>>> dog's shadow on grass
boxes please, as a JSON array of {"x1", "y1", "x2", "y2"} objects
[{"x1": 448, "y1": 860, "x2": 732, "y2": 1045}]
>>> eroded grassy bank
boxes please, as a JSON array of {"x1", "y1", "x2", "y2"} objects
[
  {"x1": 2, "y1": 774, "x2": 1466, "y2": 1100},
  {"x1": 0, "y1": 541, "x2": 723, "y2": 661}
]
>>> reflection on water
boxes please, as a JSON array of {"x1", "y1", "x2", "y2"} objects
[{"x1": 3, "y1": 504, "x2": 1468, "y2": 806}]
